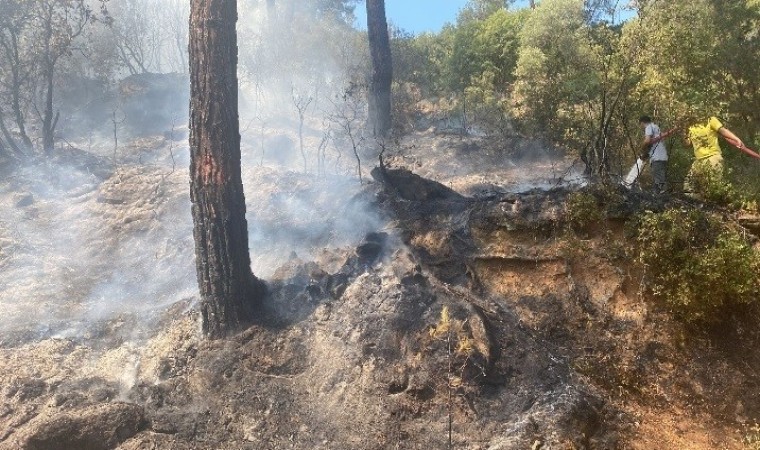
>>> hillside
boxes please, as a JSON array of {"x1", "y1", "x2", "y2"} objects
[{"x1": 0, "y1": 131, "x2": 758, "y2": 449}]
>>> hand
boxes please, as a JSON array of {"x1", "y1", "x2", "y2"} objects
[{"x1": 727, "y1": 137, "x2": 745, "y2": 149}]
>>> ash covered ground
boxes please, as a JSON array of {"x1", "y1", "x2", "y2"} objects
[{"x1": 0, "y1": 128, "x2": 758, "y2": 450}]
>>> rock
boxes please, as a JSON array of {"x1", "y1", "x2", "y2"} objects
[
  {"x1": 16, "y1": 403, "x2": 147, "y2": 450},
  {"x1": 371, "y1": 166, "x2": 468, "y2": 203},
  {"x1": 355, "y1": 232, "x2": 388, "y2": 263},
  {"x1": 96, "y1": 196, "x2": 126, "y2": 205}
]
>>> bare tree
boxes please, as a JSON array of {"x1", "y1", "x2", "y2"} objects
[
  {"x1": 365, "y1": 0, "x2": 392, "y2": 137},
  {"x1": 110, "y1": 0, "x2": 151, "y2": 74},
  {"x1": 33, "y1": 0, "x2": 96, "y2": 152},
  {"x1": 329, "y1": 85, "x2": 366, "y2": 183},
  {"x1": 292, "y1": 88, "x2": 313, "y2": 172},
  {"x1": 189, "y1": 0, "x2": 265, "y2": 338},
  {"x1": 166, "y1": 0, "x2": 189, "y2": 73},
  {"x1": 0, "y1": 0, "x2": 35, "y2": 150},
  {"x1": 109, "y1": 0, "x2": 189, "y2": 75}
]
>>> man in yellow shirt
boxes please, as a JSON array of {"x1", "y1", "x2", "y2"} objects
[{"x1": 684, "y1": 116, "x2": 744, "y2": 195}]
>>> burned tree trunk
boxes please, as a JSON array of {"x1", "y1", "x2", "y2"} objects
[
  {"x1": 41, "y1": 66, "x2": 58, "y2": 152},
  {"x1": 366, "y1": 0, "x2": 392, "y2": 137},
  {"x1": 189, "y1": 0, "x2": 264, "y2": 338}
]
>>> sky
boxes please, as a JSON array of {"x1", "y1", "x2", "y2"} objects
[
  {"x1": 355, "y1": 1, "x2": 537, "y2": 34},
  {"x1": 354, "y1": 1, "x2": 635, "y2": 34}
]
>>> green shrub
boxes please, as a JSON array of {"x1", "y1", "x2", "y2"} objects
[
  {"x1": 565, "y1": 191, "x2": 604, "y2": 232},
  {"x1": 666, "y1": 142, "x2": 694, "y2": 194},
  {"x1": 686, "y1": 161, "x2": 740, "y2": 207},
  {"x1": 723, "y1": 143, "x2": 760, "y2": 204},
  {"x1": 637, "y1": 209, "x2": 760, "y2": 324}
]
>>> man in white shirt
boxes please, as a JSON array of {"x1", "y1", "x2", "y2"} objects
[{"x1": 639, "y1": 115, "x2": 668, "y2": 193}]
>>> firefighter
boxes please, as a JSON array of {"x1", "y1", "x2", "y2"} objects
[
  {"x1": 638, "y1": 115, "x2": 669, "y2": 193},
  {"x1": 683, "y1": 116, "x2": 747, "y2": 196}
]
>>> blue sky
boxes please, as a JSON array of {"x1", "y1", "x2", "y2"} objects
[
  {"x1": 354, "y1": 1, "x2": 635, "y2": 34},
  {"x1": 355, "y1": 1, "x2": 539, "y2": 34}
]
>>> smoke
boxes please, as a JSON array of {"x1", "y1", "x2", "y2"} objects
[
  {"x1": 244, "y1": 167, "x2": 382, "y2": 278},
  {"x1": 0, "y1": 0, "x2": 382, "y2": 343},
  {"x1": 235, "y1": 0, "x2": 384, "y2": 275},
  {"x1": 0, "y1": 158, "x2": 196, "y2": 342}
]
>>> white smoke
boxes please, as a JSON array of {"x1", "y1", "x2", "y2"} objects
[{"x1": 0, "y1": 0, "x2": 380, "y2": 343}]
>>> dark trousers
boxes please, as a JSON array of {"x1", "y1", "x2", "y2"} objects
[{"x1": 651, "y1": 160, "x2": 667, "y2": 193}]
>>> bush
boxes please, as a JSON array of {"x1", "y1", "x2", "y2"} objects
[
  {"x1": 565, "y1": 191, "x2": 604, "y2": 232},
  {"x1": 723, "y1": 143, "x2": 760, "y2": 205},
  {"x1": 637, "y1": 209, "x2": 760, "y2": 324},
  {"x1": 686, "y1": 160, "x2": 739, "y2": 207}
]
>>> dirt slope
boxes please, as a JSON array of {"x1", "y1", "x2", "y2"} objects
[{"x1": 0, "y1": 132, "x2": 758, "y2": 449}]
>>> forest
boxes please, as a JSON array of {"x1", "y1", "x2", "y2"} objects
[
  {"x1": 3, "y1": 0, "x2": 759, "y2": 194},
  {"x1": 1, "y1": 0, "x2": 760, "y2": 448}
]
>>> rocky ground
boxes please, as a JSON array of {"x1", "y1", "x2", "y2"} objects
[{"x1": 0, "y1": 131, "x2": 758, "y2": 449}]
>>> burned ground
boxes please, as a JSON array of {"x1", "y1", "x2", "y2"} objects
[{"x1": 0, "y1": 132, "x2": 758, "y2": 449}]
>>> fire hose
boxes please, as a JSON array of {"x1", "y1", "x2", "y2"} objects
[
  {"x1": 724, "y1": 136, "x2": 760, "y2": 160},
  {"x1": 639, "y1": 126, "x2": 679, "y2": 159},
  {"x1": 623, "y1": 126, "x2": 759, "y2": 188}
]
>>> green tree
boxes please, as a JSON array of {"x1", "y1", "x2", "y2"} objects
[
  {"x1": 513, "y1": 0, "x2": 636, "y2": 175},
  {"x1": 622, "y1": 0, "x2": 760, "y2": 137},
  {"x1": 513, "y1": 0, "x2": 599, "y2": 140},
  {"x1": 620, "y1": 0, "x2": 760, "y2": 195},
  {"x1": 457, "y1": 0, "x2": 511, "y2": 23}
]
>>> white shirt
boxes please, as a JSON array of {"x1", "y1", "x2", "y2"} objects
[{"x1": 645, "y1": 123, "x2": 668, "y2": 161}]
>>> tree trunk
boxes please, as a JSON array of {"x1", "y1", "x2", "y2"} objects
[
  {"x1": 41, "y1": 63, "x2": 56, "y2": 152},
  {"x1": 0, "y1": 108, "x2": 24, "y2": 158},
  {"x1": 366, "y1": 0, "x2": 392, "y2": 137},
  {"x1": 11, "y1": 86, "x2": 32, "y2": 149},
  {"x1": 189, "y1": 0, "x2": 264, "y2": 339},
  {"x1": 529, "y1": 0, "x2": 536, "y2": 9},
  {"x1": 8, "y1": 33, "x2": 33, "y2": 149}
]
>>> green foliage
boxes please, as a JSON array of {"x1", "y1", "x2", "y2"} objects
[
  {"x1": 470, "y1": 9, "x2": 525, "y2": 89},
  {"x1": 637, "y1": 209, "x2": 760, "y2": 325},
  {"x1": 391, "y1": 7, "x2": 525, "y2": 135},
  {"x1": 457, "y1": 0, "x2": 510, "y2": 24},
  {"x1": 514, "y1": 0, "x2": 601, "y2": 142},
  {"x1": 686, "y1": 161, "x2": 739, "y2": 207},
  {"x1": 511, "y1": 0, "x2": 636, "y2": 174},
  {"x1": 565, "y1": 191, "x2": 604, "y2": 231},
  {"x1": 389, "y1": 0, "x2": 760, "y2": 191},
  {"x1": 621, "y1": 0, "x2": 760, "y2": 140},
  {"x1": 391, "y1": 29, "x2": 447, "y2": 96},
  {"x1": 722, "y1": 143, "x2": 760, "y2": 202}
]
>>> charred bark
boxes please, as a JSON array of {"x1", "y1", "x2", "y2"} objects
[
  {"x1": 366, "y1": 0, "x2": 392, "y2": 137},
  {"x1": 189, "y1": 0, "x2": 265, "y2": 338}
]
